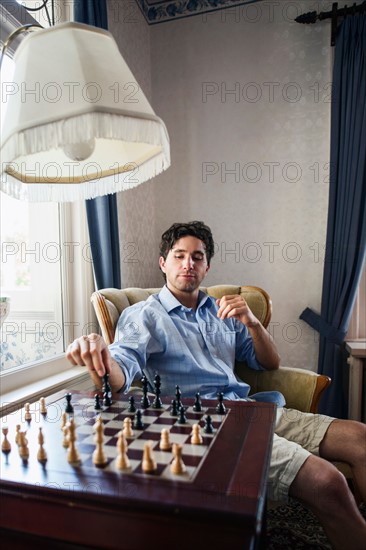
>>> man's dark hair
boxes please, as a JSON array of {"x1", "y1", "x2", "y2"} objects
[{"x1": 159, "y1": 221, "x2": 215, "y2": 265}]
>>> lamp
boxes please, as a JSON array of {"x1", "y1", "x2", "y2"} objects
[{"x1": 0, "y1": 22, "x2": 170, "y2": 202}]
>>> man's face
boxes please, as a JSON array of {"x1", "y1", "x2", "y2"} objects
[{"x1": 159, "y1": 236, "x2": 210, "y2": 294}]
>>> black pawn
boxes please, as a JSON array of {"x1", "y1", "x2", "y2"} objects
[
  {"x1": 216, "y1": 392, "x2": 226, "y2": 414},
  {"x1": 170, "y1": 399, "x2": 178, "y2": 416},
  {"x1": 141, "y1": 376, "x2": 150, "y2": 409},
  {"x1": 103, "y1": 373, "x2": 112, "y2": 407},
  {"x1": 128, "y1": 395, "x2": 136, "y2": 413},
  {"x1": 178, "y1": 406, "x2": 187, "y2": 425},
  {"x1": 203, "y1": 415, "x2": 214, "y2": 434},
  {"x1": 193, "y1": 392, "x2": 202, "y2": 412},
  {"x1": 65, "y1": 393, "x2": 74, "y2": 414},
  {"x1": 134, "y1": 409, "x2": 144, "y2": 430},
  {"x1": 94, "y1": 394, "x2": 102, "y2": 411},
  {"x1": 175, "y1": 385, "x2": 182, "y2": 410},
  {"x1": 152, "y1": 373, "x2": 163, "y2": 409}
]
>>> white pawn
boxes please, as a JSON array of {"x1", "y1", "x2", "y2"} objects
[
  {"x1": 18, "y1": 431, "x2": 29, "y2": 460},
  {"x1": 15, "y1": 424, "x2": 21, "y2": 445},
  {"x1": 92, "y1": 416, "x2": 108, "y2": 467},
  {"x1": 122, "y1": 417, "x2": 134, "y2": 438},
  {"x1": 159, "y1": 428, "x2": 171, "y2": 451},
  {"x1": 67, "y1": 418, "x2": 80, "y2": 464},
  {"x1": 170, "y1": 443, "x2": 186, "y2": 475},
  {"x1": 142, "y1": 441, "x2": 157, "y2": 473},
  {"x1": 190, "y1": 423, "x2": 203, "y2": 445},
  {"x1": 116, "y1": 431, "x2": 130, "y2": 470},
  {"x1": 2, "y1": 427, "x2": 11, "y2": 453},
  {"x1": 24, "y1": 402, "x2": 32, "y2": 421},
  {"x1": 37, "y1": 427, "x2": 47, "y2": 463},
  {"x1": 39, "y1": 397, "x2": 47, "y2": 415}
]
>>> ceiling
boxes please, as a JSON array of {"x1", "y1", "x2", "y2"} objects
[{"x1": 135, "y1": 0, "x2": 262, "y2": 25}]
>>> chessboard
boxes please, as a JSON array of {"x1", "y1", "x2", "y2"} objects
[{"x1": 0, "y1": 388, "x2": 276, "y2": 550}]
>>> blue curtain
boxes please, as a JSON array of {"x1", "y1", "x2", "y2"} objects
[
  {"x1": 74, "y1": 0, "x2": 121, "y2": 290},
  {"x1": 300, "y1": 15, "x2": 366, "y2": 418}
]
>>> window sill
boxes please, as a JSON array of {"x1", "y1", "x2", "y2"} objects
[{"x1": 0, "y1": 366, "x2": 90, "y2": 417}]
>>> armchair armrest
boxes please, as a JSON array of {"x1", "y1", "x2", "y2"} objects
[{"x1": 235, "y1": 362, "x2": 331, "y2": 413}]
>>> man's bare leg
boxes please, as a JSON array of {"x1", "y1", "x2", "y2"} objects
[{"x1": 289, "y1": 420, "x2": 366, "y2": 550}]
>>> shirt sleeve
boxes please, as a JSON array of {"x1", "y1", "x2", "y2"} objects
[
  {"x1": 234, "y1": 321, "x2": 265, "y2": 371},
  {"x1": 109, "y1": 304, "x2": 164, "y2": 392}
]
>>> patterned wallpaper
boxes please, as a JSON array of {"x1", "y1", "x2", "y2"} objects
[{"x1": 107, "y1": 0, "x2": 347, "y2": 371}]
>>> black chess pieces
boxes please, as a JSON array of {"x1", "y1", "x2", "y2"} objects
[
  {"x1": 170, "y1": 399, "x2": 179, "y2": 416},
  {"x1": 94, "y1": 394, "x2": 102, "y2": 411},
  {"x1": 175, "y1": 385, "x2": 182, "y2": 410},
  {"x1": 102, "y1": 373, "x2": 112, "y2": 407},
  {"x1": 65, "y1": 393, "x2": 74, "y2": 414},
  {"x1": 178, "y1": 406, "x2": 187, "y2": 425},
  {"x1": 152, "y1": 373, "x2": 163, "y2": 409},
  {"x1": 216, "y1": 392, "x2": 226, "y2": 414},
  {"x1": 140, "y1": 376, "x2": 150, "y2": 409},
  {"x1": 128, "y1": 396, "x2": 136, "y2": 413},
  {"x1": 133, "y1": 409, "x2": 144, "y2": 430},
  {"x1": 203, "y1": 415, "x2": 214, "y2": 434},
  {"x1": 193, "y1": 392, "x2": 202, "y2": 412}
]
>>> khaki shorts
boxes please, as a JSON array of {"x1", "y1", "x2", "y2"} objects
[{"x1": 267, "y1": 408, "x2": 336, "y2": 502}]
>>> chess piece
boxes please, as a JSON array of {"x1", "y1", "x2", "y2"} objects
[
  {"x1": 178, "y1": 406, "x2": 187, "y2": 425},
  {"x1": 216, "y1": 392, "x2": 226, "y2": 414},
  {"x1": 141, "y1": 376, "x2": 150, "y2": 409},
  {"x1": 170, "y1": 443, "x2": 186, "y2": 475},
  {"x1": 133, "y1": 409, "x2": 144, "y2": 430},
  {"x1": 152, "y1": 373, "x2": 163, "y2": 409},
  {"x1": 191, "y1": 424, "x2": 203, "y2": 445},
  {"x1": 24, "y1": 402, "x2": 32, "y2": 421},
  {"x1": 39, "y1": 397, "x2": 47, "y2": 415},
  {"x1": 61, "y1": 411, "x2": 67, "y2": 431},
  {"x1": 193, "y1": 392, "x2": 202, "y2": 412},
  {"x1": 92, "y1": 416, "x2": 108, "y2": 467},
  {"x1": 65, "y1": 393, "x2": 74, "y2": 414},
  {"x1": 122, "y1": 417, "x2": 134, "y2": 438},
  {"x1": 94, "y1": 394, "x2": 102, "y2": 411},
  {"x1": 67, "y1": 418, "x2": 80, "y2": 464},
  {"x1": 170, "y1": 399, "x2": 178, "y2": 416},
  {"x1": 18, "y1": 431, "x2": 29, "y2": 460},
  {"x1": 2, "y1": 427, "x2": 11, "y2": 453},
  {"x1": 127, "y1": 395, "x2": 136, "y2": 413},
  {"x1": 62, "y1": 424, "x2": 70, "y2": 448},
  {"x1": 142, "y1": 441, "x2": 157, "y2": 473},
  {"x1": 37, "y1": 428, "x2": 47, "y2": 463},
  {"x1": 102, "y1": 373, "x2": 112, "y2": 407},
  {"x1": 159, "y1": 428, "x2": 171, "y2": 451},
  {"x1": 15, "y1": 424, "x2": 21, "y2": 445},
  {"x1": 175, "y1": 385, "x2": 182, "y2": 410},
  {"x1": 203, "y1": 415, "x2": 214, "y2": 434},
  {"x1": 116, "y1": 432, "x2": 130, "y2": 470}
]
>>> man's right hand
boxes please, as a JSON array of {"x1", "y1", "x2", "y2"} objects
[{"x1": 66, "y1": 334, "x2": 111, "y2": 377}]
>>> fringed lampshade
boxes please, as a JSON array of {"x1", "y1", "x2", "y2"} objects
[{"x1": 0, "y1": 22, "x2": 170, "y2": 202}]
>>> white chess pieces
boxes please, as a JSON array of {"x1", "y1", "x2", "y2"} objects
[
  {"x1": 24, "y1": 402, "x2": 32, "y2": 421},
  {"x1": 37, "y1": 427, "x2": 47, "y2": 463},
  {"x1": 66, "y1": 418, "x2": 80, "y2": 464},
  {"x1": 18, "y1": 431, "x2": 29, "y2": 460},
  {"x1": 92, "y1": 416, "x2": 108, "y2": 467},
  {"x1": 170, "y1": 443, "x2": 186, "y2": 475},
  {"x1": 15, "y1": 424, "x2": 21, "y2": 445},
  {"x1": 122, "y1": 417, "x2": 134, "y2": 438},
  {"x1": 191, "y1": 423, "x2": 203, "y2": 445},
  {"x1": 142, "y1": 441, "x2": 157, "y2": 473},
  {"x1": 39, "y1": 397, "x2": 47, "y2": 415},
  {"x1": 116, "y1": 431, "x2": 130, "y2": 470},
  {"x1": 159, "y1": 428, "x2": 171, "y2": 451},
  {"x1": 2, "y1": 427, "x2": 11, "y2": 453}
]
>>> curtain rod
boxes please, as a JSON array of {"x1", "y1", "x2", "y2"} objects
[{"x1": 295, "y1": 1, "x2": 366, "y2": 46}]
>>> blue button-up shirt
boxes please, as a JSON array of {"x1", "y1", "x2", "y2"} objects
[{"x1": 110, "y1": 286, "x2": 285, "y2": 406}]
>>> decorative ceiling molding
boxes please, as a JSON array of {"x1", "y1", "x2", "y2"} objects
[{"x1": 135, "y1": 0, "x2": 262, "y2": 25}]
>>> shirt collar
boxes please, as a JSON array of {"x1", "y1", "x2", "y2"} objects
[{"x1": 159, "y1": 285, "x2": 211, "y2": 313}]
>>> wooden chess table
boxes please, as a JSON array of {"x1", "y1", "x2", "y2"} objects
[{"x1": 0, "y1": 390, "x2": 276, "y2": 549}]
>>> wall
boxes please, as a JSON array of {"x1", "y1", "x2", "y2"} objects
[{"x1": 108, "y1": 1, "x2": 338, "y2": 372}]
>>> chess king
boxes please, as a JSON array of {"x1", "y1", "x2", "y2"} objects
[{"x1": 67, "y1": 221, "x2": 366, "y2": 550}]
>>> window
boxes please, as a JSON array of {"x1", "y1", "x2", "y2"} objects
[{"x1": 0, "y1": 0, "x2": 96, "y2": 399}]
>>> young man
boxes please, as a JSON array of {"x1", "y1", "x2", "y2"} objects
[{"x1": 67, "y1": 221, "x2": 366, "y2": 550}]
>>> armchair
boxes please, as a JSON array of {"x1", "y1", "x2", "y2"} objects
[{"x1": 91, "y1": 284, "x2": 331, "y2": 413}]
